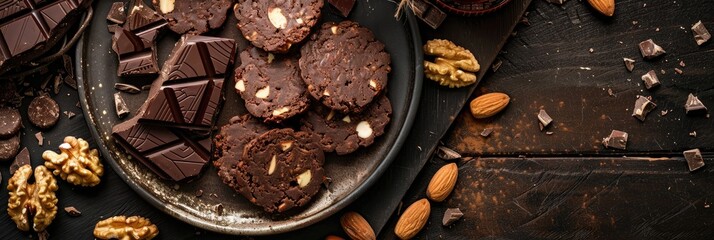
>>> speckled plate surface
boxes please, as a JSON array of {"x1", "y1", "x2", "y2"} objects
[{"x1": 76, "y1": 0, "x2": 422, "y2": 235}]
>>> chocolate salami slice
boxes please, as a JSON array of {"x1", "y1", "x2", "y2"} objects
[
  {"x1": 0, "y1": 0, "x2": 92, "y2": 74},
  {"x1": 111, "y1": 1, "x2": 167, "y2": 76},
  {"x1": 112, "y1": 35, "x2": 235, "y2": 181}
]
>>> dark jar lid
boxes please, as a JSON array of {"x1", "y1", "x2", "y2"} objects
[{"x1": 434, "y1": 0, "x2": 513, "y2": 16}]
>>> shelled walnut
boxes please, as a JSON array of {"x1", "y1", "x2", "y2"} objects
[
  {"x1": 423, "y1": 39, "x2": 480, "y2": 88},
  {"x1": 7, "y1": 165, "x2": 59, "y2": 232},
  {"x1": 94, "y1": 215, "x2": 159, "y2": 240},
  {"x1": 42, "y1": 136, "x2": 104, "y2": 187}
]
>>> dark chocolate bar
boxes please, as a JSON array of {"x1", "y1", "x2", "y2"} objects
[
  {"x1": 112, "y1": 35, "x2": 235, "y2": 181},
  {"x1": 0, "y1": 0, "x2": 92, "y2": 74},
  {"x1": 111, "y1": 2, "x2": 167, "y2": 76}
]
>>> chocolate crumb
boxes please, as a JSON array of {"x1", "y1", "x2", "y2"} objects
[
  {"x1": 660, "y1": 110, "x2": 669, "y2": 116},
  {"x1": 114, "y1": 83, "x2": 141, "y2": 94},
  {"x1": 639, "y1": 39, "x2": 666, "y2": 59},
  {"x1": 632, "y1": 95, "x2": 657, "y2": 121},
  {"x1": 492, "y1": 59, "x2": 503, "y2": 72},
  {"x1": 674, "y1": 68, "x2": 683, "y2": 74},
  {"x1": 323, "y1": 176, "x2": 333, "y2": 188},
  {"x1": 64, "y1": 111, "x2": 76, "y2": 119},
  {"x1": 660, "y1": 69, "x2": 666, "y2": 75},
  {"x1": 685, "y1": 93, "x2": 708, "y2": 115},
  {"x1": 623, "y1": 58, "x2": 635, "y2": 72},
  {"x1": 679, "y1": 60, "x2": 686, "y2": 67},
  {"x1": 215, "y1": 204, "x2": 224, "y2": 216},
  {"x1": 64, "y1": 206, "x2": 82, "y2": 217},
  {"x1": 437, "y1": 146, "x2": 461, "y2": 160},
  {"x1": 537, "y1": 109, "x2": 553, "y2": 130},
  {"x1": 691, "y1": 21, "x2": 711, "y2": 46},
  {"x1": 589, "y1": 48, "x2": 594, "y2": 53},
  {"x1": 683, "y1": 149, "x2": 705, "y2": 171},
  {"x1": 53, "y1": 75, "x2": 62, "y2": 95},
  {"x1": 546, "y1": 131, "x2": 554, "y2": 135},
  {"x1": 690, "y1": 131, "x2": 697, "y2": 137},
  {"x1": 35, "y1": 132, "x2": 43, "y2": 146},
  {"x1": 442, "y1": 208, "x2": 464, "y2": 226},
  {"x1": 603, "y1": 130, "x2": 628, "y2": 150},
  {"x1": 607, "y1": 88, "x2": 615, "y2": 97},
  {"x1": 641, "y1": 70, "x2": 660, "y2": 89},
  {"x1": 114, "y1": 93, "x2": 130, "y2": 118},
  {"x1": 195, "y1": 189, "x2": 203, "y2": 197},
  {"x1": 480, "y1": 128, "x2": 493, "y2": 138}
]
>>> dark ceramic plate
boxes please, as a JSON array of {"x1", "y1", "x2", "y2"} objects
[{"x1": 76, "y1": 0, "x2": 422, "y2": 235}]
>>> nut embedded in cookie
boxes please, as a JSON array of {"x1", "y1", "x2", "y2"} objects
[
  {"x1": 42, "y1": 136, "x2": 104, "y2": 187},
  {"x1": 7, "y1": 165, "x2": 59, "y2": 232},
  {"x1": 423, "y1": 39, "x2": 480, "y2": 88}
]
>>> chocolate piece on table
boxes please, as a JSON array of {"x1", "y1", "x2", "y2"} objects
[
  {"x1": 632, "y1": 95, "x2": 656, "y2": 121},
  {"x1": 107, "y1": 2, "x2": 126, "y2": 24},
  {"x1": 114, "y1": 93, "x2": 130, "y2": 118},
  {"x1": 691, "y1": 21, "x2": 711, "y2": 46},
  {"x1": 480, "y1": 128, "x2": 493, "y2": 137},
  {"x1": 28, "y1": 95, "x2": 60, "y2": 129},
  {"x1": 10, "y1": 148, "x2": 30, "y2": 175},
  {"x1": 328, "y1": 0, "x2": 355, "y2": 17},
  {"x1": 683, "y1": 149, "x2": 705, "y2": 172},
  {"x1": 0, "y1": 108, "x2": 22, "y2": 139},
  {"x1": 640, "y1": 70, "x2": 660, "y2": 90},
  {"x1": 112, "y1": 35, "x2": 236, "y2": 182},
  {"x1": 0, "y1": 0, "x2": 92, "y2": 74},
  {"x1": 35, "y1": 132, "x2": 43, "y2": 146},
  {"x1": 623, "y1": 58, "x2": 635, "y2": 72},
  {"x1": 685, "y1": 93, "x2": 708, "y2": 115},
  {"x1": 442, "y1": 208, "x2": 464, "y2": 226},
  {"x1": 602, "y1": 130, "x2": 628, "y2": 150},
  {"x1": 537, "y1": 109, "x2": 552, "y2": 130},
  {"x1": 411, "y1": 0, "x2": 446, "y2": 29},
  {"x1": 63, "y1": 206, "x2": 82, "y2": 217},
  {"x1": 111, "y1": 2, "x2": 167, "y2": 76},
  {"x1": 114, "y1": 83, "x2": 141, "y2": 94},
  {"x1": 638, "y1": 39, "x2": 666, "y2": 59}
]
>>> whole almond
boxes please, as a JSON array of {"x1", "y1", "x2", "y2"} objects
[
  {"x1": 587, "y1": 0, "x2": 615, "y2": 16},
  {"x1": 394, "y1": 198, "x2": 431, "y2": 240},
  {"x1": 426, "y1": 163, "x2": 458, "y2": 202},
  {"x1": 340, "y1": 211, "x2": 376, "y2": 240},
  {"x1": 469, "y1": 92, "x2": 510, "y2": 119}
]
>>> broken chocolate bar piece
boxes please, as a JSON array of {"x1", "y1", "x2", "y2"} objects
[
  {"x1": 411, "y1": 0, "x2": 446, "y2": 29},
  {"x1": 480, "y1": 128, "x2": 493, "y2": 137},
  {"x1": 0, "y1": 0, "x2": 93, "y2": 74},
  {"x1": 112, "y1": 35, "x2": 236, "y2": 182},
  {"x1": 442, "y1": 208, "x2": 463, "y2": 226},
  {"x1": 537, "y1": 109, "x2": 552, "y2": 130},
  {"x1": 114, "y1": 93, "x2": 130, "y2": 118},
  {"x1": 107, "y1": 2, "x2": 126, "y2": 24},
  {"x1": 602, "y1": 130, "x2": 628, "y2": 150},
  {"x1": 111, "y1": 2, "x2": 167, "y2": 76},
  {"x1": 683, "y1": 148, "x2": 705, "y2": 172},
  {"x1": 685, "y1": 93, "x2": 708, "y2": 115},
  {"x1": 691, "y1": 21, "x2": 711, "y2": 46},
  {"x1": 623, "y1": 58, "x2": 635, "y2": 72},
  {"x1": 10, "y1": 147, "x2": 30, "y2": 175},
  {"x1": 632, "y1": 95, "x2": 656, "y2": 121},
  {"x1": 640, "y1": 70, "x2": 660, "y2": 90},
  {"x1": 328, "y1": 0, "x2": 355, "y2": 17},
  {"x1": 638, "y1": 39, "x2": 666, "y2": 59}
]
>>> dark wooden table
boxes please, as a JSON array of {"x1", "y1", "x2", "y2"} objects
[
  {"x1": 1, "y1": 0, "x2": 712, "y2": 239},
  {"x1": 382, "y1": 0, "x2": 714, "y2": 239}
]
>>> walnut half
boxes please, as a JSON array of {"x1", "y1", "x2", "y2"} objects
[
  {"x1": 94, "y1": 215, "x2": 159, "y2": 240},
  {"x1": 423, "y1": 39, "x2": 480, "y2": 88},
  {"x1": 42, "y1": 136, "x2": 104, "y2": 187},
  {"x1": 7, "y1": 165, "x2": 59, "y2": 232}
]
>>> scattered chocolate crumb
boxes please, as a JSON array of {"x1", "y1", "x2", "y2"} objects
[
  {"x1": 603, "y1": 130, "x2": 628, "y2": 150},
  {"x1": 660, "y1": 110, "x2": 669, "y2": 116},
  {"x1": 64, "y1": 206, "x2": 82, "y2": 217},
  {"x1": 35, "y1": 132, "x2": 43, "y2": 146},
  {"x1": 114, "y1": 83, "x2": 141, "y2": 94},
  {"x1": 215, "y1": 204, "x2": 224, "y2": 216},
  {"x1": 75, "y1": 101, "x2": 81, "y2": 108},
  {"x1": 537, "y1": 109, "x2": 553, "y2": 130},
  {"x1": 623, "y1": 58, "x2": 635, "y2": 72},
  {"x1": 492, "y1": 59, "x2": 503, "y2": 72},
  {"x1": 323, "y1": 176, "x2": 333, "y2": 188},
  {"x1": 683, "y1": 149, "x2": 705, "y2": 171},
  {"x1": 632, "y1": 95, "x2": 657, "y2": 121},
  {"x1": 195, "y1": 189, "x2": 203, "y2": 198},
  {"x1": 53, "y1": 75, "x2": 62, "y2": 95},
  {"x1": 689, "y1": 131, "x2": 697, "y2": 137},
  {"x1": 655, "y1": 28, "x2": 660, "y2": 32},
  {"x1": 437, "y1": 146, "x2": 461, "y2": 160},
  {"x1": 679, "y1": 60, "x2": 686, "y2": 67},
  {"x1": 641, "y1": 70, "x2": 660, "y2": 89},
  {"x1": 114, "y1": 93, "x2": 130, "y2": 118},
  {"x1": 660, "y1": 69, "x2": 666, "y2": 75},
  {"x1": 705, "y1": 204, "x2": 711, "y2": 209},
  {"x1": 589, "y1": 48, "x2": 594, "y2": 53},
  {"x1": 546, "y1": 131, "x2": 554, "y2": 135},
  {"x1": 674, "y1": 68, "x2": 683, "y2": 74},
  {"x1": 442, "y1": 208, "x2": 464, "y2": 226},
  {"x1": 639, "y1": 39, "x2": 666, "y2": 59},
  {"x1": 691, "y1": 21, "x2": 711, "y2": 46},
  {"x1": 64, "y1": 111, "x2": 76, "y2": 119},
  {"x1": 685, "y1": 93, "x2": 708, "y2": 115},
  {"x1": 607, "y1": 88, "x2": 614, "y2": 97},
  {"x1": 480, "y1": 128, "x2": 493, "y2": 138},
  {"x1": 209, "y1": 193, "x2": 218, "y2": 198}
]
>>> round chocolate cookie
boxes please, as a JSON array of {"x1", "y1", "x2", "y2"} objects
[
  {"x1": 299, "y1": 21, "x2": 391, "y2": 113},
  {"x1": 235, "y1": 47, "x2": 310, "y2": 123},
  {"x1": 213, "y1": 115, "x2": 271, "y2": 187},
  {"x1": 152, "y1": 0, "x2": 232, "y2": 34},
  {"x1": 235, "y1": 128, "x2": 325, "y2": 213},
  {"x1": 0, "y1": 135, "x2": 20, "y2": 161},
  {"x1": 0, "y1": 108, "x2": 21, "y2": 138},
  {"x1": 28, "y1": 95, "x2": 60, "y2": 129},
  {"x1": 301, "y1": 94, "x2": 392, "y2": 155},
  {"x1": 234, "y1": 0, "x2": 323, "y2": 53}
]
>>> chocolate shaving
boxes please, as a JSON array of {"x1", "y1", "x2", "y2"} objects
[
  {"x1": 640, "y1": 70, "x2": 660, "y2": 90},
  {"x1": 685, "y1": 93, "x2": 708, "y2": 115},
  {"x1": 632, "y1": 95, "x2": 656, "y2": 121},
  {"x1": 638, "y1": 39, "x2": 666, "y2": 59},
  {"x1": 623, "y1": 58, "x2": 635, "y2": 72},
  {"x1": 480, "y1": 128, "x2": 493, "y2": 138},
  {"x1": 64, "y1": 206, "x2": 82, "y2": 217},
  {"x1": 114, "y1": 83, "x2": 141, "y2": 94},
  {"x1": 674, "y1": 68, "x2": 683, "y2": 75},
  {"x1": 492, "y1": 59, "x2": 503, "y2": 72},
  {"x1": 679, "y1": 60, "x2": 686, "y2": 67},
  {"x1": 442, "y1": 208, "x2": 464, "y2": 226},
  {"x1": 602, "y1": 130, "x2": 628, "y2": 150},
  {"x1": 683, "y1": 149, "x2": 705, "y2": 172},
  {"x1": 689, "y1": 131, "x2": 697, "y2": 137},
  {"x1": 691, "y1": 21, "x2": 711, "y2": 46},
  {"x1": 114, "y1": 93, "x2": 130, "y2": 118},
  {"x1": 437, "y1": 146, "x2": 461, "y2": 160}
]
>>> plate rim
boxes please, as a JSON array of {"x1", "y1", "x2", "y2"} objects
[{"x1": 75, "y1": 5, "x2": 423, "y2": 236}]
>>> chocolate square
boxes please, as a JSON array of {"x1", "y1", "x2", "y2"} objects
[
  {"x1": 639, "y1": 39, "x2": 666, "y2": 59},
  {"x1": 683, "y1": 148, "x2": 705, "y2": 172},
  {"x1": 632, "y1": 95, "x2": 656, "y2": 121},
  {"x1": 603, "y1": 130, "x2": 628, "y2": 150},
  {"x1": 640, "y1": 70, "x2": 660, "y2": 90},
  {"x1": 691, "y1": 21, "x2": 711, "y2": 46}
]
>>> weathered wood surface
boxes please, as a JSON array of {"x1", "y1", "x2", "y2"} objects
[{"x1": 384, "y1": 0, "x2": 714, "y2": 239}]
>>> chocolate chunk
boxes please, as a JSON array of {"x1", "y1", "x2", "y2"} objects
[
  {"x1": 53, "y1": 75, "x2": 62, "y2": 94},
  {"x1": 114, "y1": 83, "x2": 141, "y2": 94},
  {"x1": 436, "y1": 146, "x2": 461, "y2": 160},
  {"x1": 602, "y1": 130, "x2": 628, "y2": 150},
  {"x1": 638, "y1": 39, "x2": 666, "y2": 59},
  {"x1": 35, "y1": 132, "x2": 43, "y2": 146},
  {"x1": 0, "y1": 135, "x2": 20, "y2": 161},
  {"x1": 480, "y1": 128, "x2": 493, "y2": 137},
  {"x1": 537, "y1": 109, "x2": 552, "y2": 130},
  {"x1": 111, "y1": 2, "x2": 167, "y2": 76},
  {"x1": 623, "y1": 58, "x2": 635, "y2": 72},
  {"x1": 685, "y1": 93, "x2": 708, "y2": 115},
  {"x1": 691, "y1": 21, "x2": 711, "y2": 46},
  {"x1": 680, "y1": 60, "x2": 686, "y2": 67},
  {"x1": 442, "y1": 208, "x2": 463, "y2": 226},
  {"x1": 112, "y1": 35, "x2": 236, "y2": 182},
  {"x1": 107, "y1": 2, "x2": 126, "y2": 24},
  {"x1": 64, "y1": 75, "x2": 77, "y2": 90},
  {"x1": 10, "y1": 148, "x2": 30, "y2": 175},
  {"x1": 411, "y1": 0, "x2": 446, "y2": 29},
  {"x1": 195, "y1": 189, "x2": 203, "y2": 197},
  {"x1": 328, "y1": 0, "x2": 355, "y2": 17},
  {"x1": 114, "y1": 93, "x2": 130, "y2": 118},
  {"x1": 674, "y1": 68, "x2": 683, "y2": 75},
  {"x1": 683, "y1": 149, "x2": 705, "y2": 172},
  {"x1": 63, "y1": 206, "x2": 82, "y2": 217},
  {"x1": 64, "y1": 111, "x2": 75, "y2": 119},
  {"x1": 690, "y1": 131, "x2": 697, "y2": 137},
  {"x1": 0, "y1": 0, "x2": 92, "y2": 74},
  {"x1": 0, "y1": 108, "x2": 22, "y2": 138},
  {"x1": 640, "y1": 70, "x2": 660, "y2": 90},
  {"x1": 632, "y1": 95, "x2": 656, "y2": 121},
  {"x1": 28, "y1": 95, "x2": 60, "y2": 129}
]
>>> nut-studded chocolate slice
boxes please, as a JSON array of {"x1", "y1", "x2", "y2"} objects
[
  {"x1": 235, "y1": 0, "x2": 323, "y2": 53},
  {"x1": 235, "y1": 128, "x2": 326, "y2": 213},
  {"x1": 235, "y1": 47, "x2": 310, "y2": 123},
  {"x1": 301, "y1": 94, "x2": 392, "y2": 155},
  {"x1": 213, "y1": 115, "x2": 271, "y2": 187},
  {"x1": 300, "y1": 21, "x2": 391, "y2": 113},
  {"x1": 152, "y1": 0, "x2": 232, "y2": 35}
]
